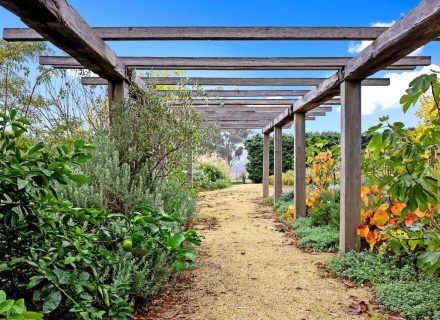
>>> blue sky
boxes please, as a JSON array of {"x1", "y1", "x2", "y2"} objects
[{"x1": 1, "y1": 0, "x2": 439, "y2": 133}]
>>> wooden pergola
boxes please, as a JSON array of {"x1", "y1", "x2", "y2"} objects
[{"x1": 1, "y1": 0, "x2": 439, "y2": 252}]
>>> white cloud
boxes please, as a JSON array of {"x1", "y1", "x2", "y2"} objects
[
  {"x1": 65, "y1": 69, "x2": 98, "y2": 79},
  {"x1": 361, "y1": 64, "x2": 440, "y2": 115},
  {"x1": 348, "y1": 21, "x2": 423, "y2": 56},
  {"x1": 371, "y1": 21, "x2": 395, "y2": 27}
]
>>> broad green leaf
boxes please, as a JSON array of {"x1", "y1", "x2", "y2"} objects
[
  {"x1": 11, "y1": 298, "x2": 26, "y2": 314},
  {"x1": 173, "y1": 260, "x2": 184, "y2": 272},
  {"x1": 69, "y1": 174, "x2": 89, "y2": 184},
  {"x1": 22, "y1": 311, "x2": 44, "y2": 319},
  {"x1": 42, "y1": 291, "x2": 61, "y2": 314},
  {"x1": 0, "y1": 299, "x2": 14, "y2": 313},
  {"x1": 17, "y1": 178, "x2": 29, "y2": 190}
]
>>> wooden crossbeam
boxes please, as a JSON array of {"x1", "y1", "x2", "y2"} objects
[
  {"x1": 5, "y1": 26, "x2": 440, "y2": 41},
  {"x1": 201, "y1": 111, "x2": 325, "y2": 120},
  {"x1": 0, "y1": 0, "x2": 128, "y2": 81},
  {"x1": 263, "y1": 0, "x2": 440, "y2": 133},
  {"x1": 39, "y1": 56, "x2": 430, "y2": 70},
  {"x1": 201, "y1": 118, "x2": 314, "y2": 129},
  {"x1": 158, "y1": 89, "x2": 309, "y2": 97},
  {"x1": 194, "y1": 106, "x2": 332, "y2": 112},
  {"x1": 174, "y1": 98, "x2": 341, "y2": 105},
  {"x1": 81, "y1": 76, "x2": 390, "y2": 87}
]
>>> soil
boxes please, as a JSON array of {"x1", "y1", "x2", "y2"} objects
[{"x1": 134, "y1": 184, "x2": 379, "y2": 320}]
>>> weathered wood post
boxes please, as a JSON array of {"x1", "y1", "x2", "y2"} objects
[
  {"x1": 108, "y1": 80, "x2": 129, "y2": 125},
  {"x1": 273, "y1": 125, "x2": 283, "y2": 201},
  {"x1": 340, "y1": 80, "x2": 362, "y2": 252},
  {"x1": 187, "y1": 145, "x2": 193, "y2": 187},
  {"x1": 294, "y1": 112, "x2": 306, "y2": 219},
  {"x1": 262, "y1": 133, "x2": 270, "y2": 198}
]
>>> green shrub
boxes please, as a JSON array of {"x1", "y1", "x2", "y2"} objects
[
  {"x1": 0, "y1": 111, "x2": 200, "y2": 319},
  {"x1": 291, "y1": 217, "x2": 338, "y2": 251},
  {"x1": 245, "y1": 134, "x2": 293, "y2": 183},
  {"x1": 275, "y1": 200, "x2": 291, "y2": 215},
  {"x1": 327, "y1": 251, "x2": 420, "y2": 285},
  {"x1": 245, "y1": 132, "x2": 341, "y2": 183},
  {"x1": 193, "y1": 163, "x2": 230, "y2": 190},
  {"x1": 197, "y1": 163, "x2": 225, "y2": 181},
  {"x1": 279, "y1": 190, "x2": 294, "y2": 202},
  {"x1": 265, "y1": 196, "x2": 274, "y2": 207},
  {"x1": 59, "y1": 135, "x2": 160, "y2": 214},
  {"x1": 273, "y1": 190, "x2": 294, "y2": 215},
  {"x1": 309, "y1": 190, "x2": 339, "y2": 227},
  {"x1": 0, "y1": 290, "x2": 44, "y2": 319},
  {"x1": 375, "y1": 280, "x2": 440, "y2": 320}
]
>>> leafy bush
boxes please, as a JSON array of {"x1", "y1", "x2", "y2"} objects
[
  {"x1": 327, "y1": 251, "x2": 421, "y2": 285},
  {"x1": 245, "y1": 132, "x2": 341, "y2": 183},
  {"x1": 375, "y1": 280, "x2": 440, "y2": 320},
  {"x1": 0, "y1": 290, "x2": 43, "y2": 319},
  {"x1": 309, "y1": 190, "x2": 339, "y2": 227},
  {"x1": 245, "y1": 134, "x2": 293, "y2": 183},
  {"x1": 0, "y1": 111, "x2": 200, "y2": 319},
  {"x1": 291, "y1": 218, "x2": 338, "y2": 251},
  {"x1": 197, "y1": 163, "x2": 225, "y2": 182},
  {"x1": 265, "y1": 196, "x2": 274, "y2": 207},
  {"x1": 358, "y1": 73, "x2": 439, "y2": 275},
  {"x1": 193, "y1": 163, "x2": 230, "y2": 190}
]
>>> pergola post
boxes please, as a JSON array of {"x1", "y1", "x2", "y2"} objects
[
  {"x1": 340, "y1": 80, "x2": 362, "y2": 252},
  {"x1": 294, "y1": 112, "x2": 306, "y2": 219},
  {"x1": 262, "y1": 133, "x2": 270, "y2": 198},
  {"x1": 273, "y1": 125, "x2": 283, "y2": 201},
  {"x1": 108, "y1": 80, "x2": 129, "y2": 125},
  {"x1": 187, "y1": 145, "x2": 193, "y2": 187}
]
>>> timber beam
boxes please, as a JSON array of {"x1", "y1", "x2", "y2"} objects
[
  {"x1": 5, "y1": 26, "x2": 440, "y2": 41},
  {"x1": 39, "y1": 56, "x2": 430, "y2": 70},
  {"x1": 80, "y1": 76, "x2": 390, "y2": 87}
]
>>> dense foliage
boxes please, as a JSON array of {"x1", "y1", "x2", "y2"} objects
[
  {"x1": 245, "y1": 132, "x2": 342, "y2": 183},
  {"x1": 358, "y1": 73, "x2": 439, "y2": 275},
  {"x1": 292, "y1": 217, "x2": 339, "y2": 251},
  {"x1": 244, "y1": 134, "x2": 293, "y2": 183},
  {"x1": 193, "y1": 163, "x2": 231, "y2": 190},
  {"x1": 0, "y1": 111, "x2": 201, "y2": 319}
]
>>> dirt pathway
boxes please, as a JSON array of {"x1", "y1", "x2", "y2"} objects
[{"x1": 135, "y1": 184, "x2": 375, "y2": 320}]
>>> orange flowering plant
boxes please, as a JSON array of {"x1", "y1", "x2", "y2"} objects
[
  {"x1": 359, "y1": 73, "x2": 440, "y2": 275},
  {"x1": 305, "y1": 144, "x2": 339, "y2": 211},
  {"x1": 358, "y1": 184, "x2": 436, "y2": 251}
]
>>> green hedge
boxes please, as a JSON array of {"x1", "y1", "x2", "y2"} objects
[{"x1": 245, "y1": 132, "x2": 342, "y2": 183}]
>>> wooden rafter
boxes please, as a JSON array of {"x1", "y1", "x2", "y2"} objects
[
  {"x1": 157, "y1": 89, "x2": 310, "y2": 97},
  {"x1": 173, "y1": 98, "x2": 341, "y2": 105},
  {"x1": 81, "y1": 76, "x2": 390, "y2": 87},
  {"x1": 39, "y1": 56, "x2": 430, "y2": 70},
  {"x1": 5, "y1": 26, "x2": 440, "y2": 41}
]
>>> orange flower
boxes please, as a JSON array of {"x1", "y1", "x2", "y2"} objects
[
  {"x1": 370, "y1": 210, "x2": 389, "y2": 226},
  {"x1": 365, "y1": 229, "x2": 380, "y2": 250},
  {"x1": 404, "y1": 213, "x2": 418, "y2": 226},
  {"x1": 391, "y1": 202, "x2": 406, "y2": 216},
  {"x1": 361, "y1": 186, "x2": 370, "y2": 197},
  {"x1": 357, "y1": 225, "x2": 369, "y2": 238},
  {"x1": 371, "y1": 185, "x2": 379, "y2": 194}
]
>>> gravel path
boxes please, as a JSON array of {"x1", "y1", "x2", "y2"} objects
[{"x1": 135, "y1": 184, "x2": 375, "y2": 320}]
